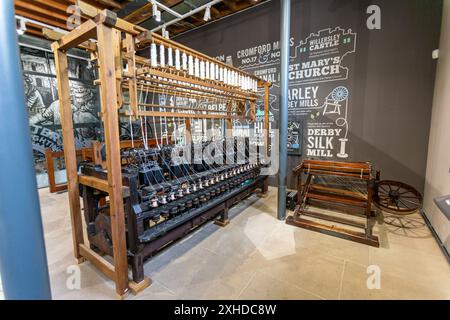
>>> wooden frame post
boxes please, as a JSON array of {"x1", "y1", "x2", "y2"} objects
[
  {"x1": 96, "y1": 24, "x2": 129, "y2": 297},
  {"x1": 52, "y1": 46, "x2": 85, "y2": 261}
]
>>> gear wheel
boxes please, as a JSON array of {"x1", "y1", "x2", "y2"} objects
[{"x1": 331, "y1": 86, "x2": 349, "y2": 102}]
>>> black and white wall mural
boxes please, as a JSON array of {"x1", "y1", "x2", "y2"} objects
[{"x1": 21, "y1": 46, "x2": 101, "y2": 187}]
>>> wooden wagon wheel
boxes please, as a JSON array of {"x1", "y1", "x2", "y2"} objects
[{"x1": 374, "y1": 180, "x2": 423, "y2": 215}]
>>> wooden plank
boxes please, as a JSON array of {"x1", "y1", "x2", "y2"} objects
[
  {"x1": 79, "y1": 244, "x2": 115, "y2": 280},
  {"x1": 43, "y1": 28, "x2": 97, "y2": 52},
  {"x1": 31, "y1": 0, "x2": 76, "y2": 13},
  {"x1": 78, "y1": 175, "x2": 130, "y2": 197},
  {"x1": 301, "y1": 210, "x2": 367, "y2": 229},
  {"x1": 125, "y1": 33, "x2": 138, "y2": 116},
  {"x1": 286, "y1": 216, "x2": 379, "y2": 247},
  {"x1": 89, "y1": 0, "x2": 123, "y2": 10},
  {"x1": 45, "y1": 148, "x2": 57, "y2": 193},
  {"x1": 306, "y1": 191, "x2": 367, "y2": 207},
  {"x1": 122, "y1": 2, "x2": 153, "y2": 24},
  {"x1": 222, "y1": 0, "x2": 238, "y2": 10},
  {"x1": 78, "y1": 175, "x2": 109, "y2": 193},
  {"x1": 52, "y1": 48, "x2": 85, "y2": 259},
  {"x1": 96, "y1": 23, "x2": 129, "y2": 296},
  {"x1": 114, "y1": 28, "x2": 123, "y2": 108},
  {"x1": 15, "y1": 8, "x2": 69, "y2": 30},
  {"x1": 129, "y1": 278, "x2": 152, "y2": 295},
  {"x1": 310, "y1": 184, "x2": 367, "y2": 200},
  {"x1": 56, "y1": 19, "x2": 98, "y2": 51},
  {"x1": 78, "y1": 3, "x2": 143, "y2": 35},
  {"x1": 15, "y1": 0, "x2": 70, "y2": 22}
]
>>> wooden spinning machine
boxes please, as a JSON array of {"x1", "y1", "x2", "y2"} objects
[
  {"x1": 52, "y1": 9, "x2": 271, "y2": 298},
  {"x1": 286, "y1": 159, "x2": 423, "y2": 247}
]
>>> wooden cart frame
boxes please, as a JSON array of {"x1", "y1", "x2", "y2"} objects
[
  {"x1": 52, "y1": 9, "x2": 270, "y2": 298},
  {"x1": 286, "y1": 160, "x2": 380, "y2": 247}
]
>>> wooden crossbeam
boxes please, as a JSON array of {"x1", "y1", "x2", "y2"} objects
[
  {"x1": 43, "y1": 27, "x2": 97, "y2": 51},
  {"x1": 79, "y1": 244, "x2": 115, "y2": 280},
  {"x1": 136, "y1": 67, "x2": 259, "y2": 100},
  {"x1": 54, "y1": 19, "x2": 98, "y2": 51}
]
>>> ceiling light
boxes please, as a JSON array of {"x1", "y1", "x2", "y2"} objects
[
  {"x1": 203, "y1": 5, "x2": 211, "y2": 22},
  {"x1": 162, "y1": 27, "x2": 169, "y2": 39},
  {"x1": 16, "y1": 18, "x2": 26, "y2": 36},
  {"x1": 152, "y1": 1, "x2": 161, "y2": 22}
]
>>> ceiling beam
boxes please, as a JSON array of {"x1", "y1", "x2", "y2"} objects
[
  {"x1": 168, "y1": 0, "x2": 264, "y2": 36},
  {"x1": 86, "y1": 0, "x2": 122, "y2": 10},
  {"x1": 15, "y1": 0, "x2": 70, "y2": 22},
  {"x1": 15, "y1": 8, "x2": 70, "y2": 29},
  {"x1": 222, "y1": 0, "x2": 237, "y2": 11}
]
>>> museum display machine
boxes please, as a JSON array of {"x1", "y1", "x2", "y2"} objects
[{"x1": 51, "y1": 9, "x2": 271, "y2": 298}]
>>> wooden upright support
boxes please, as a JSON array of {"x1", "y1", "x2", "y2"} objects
[
  {"x1": 96, "y1": 24, "x2": 129, "y2": 297},
  {"x1": 51, "y1": 46, "x2": 85, "y2": 261},
  {"x1": 125, "y1": 33, "x2": 138, "y2": 116}
]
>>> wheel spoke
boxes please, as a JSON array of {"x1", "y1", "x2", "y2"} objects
[
  {"x1": 401, "y1": 198, "x2": 420, "y2": 206},
  {"x1": 398, "y1": 199, "x2": 413, "y2": 210}
]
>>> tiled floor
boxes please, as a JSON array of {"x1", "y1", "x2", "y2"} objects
[{"x1": 36, "y1": 187, "x2": 449, "y2": 300}]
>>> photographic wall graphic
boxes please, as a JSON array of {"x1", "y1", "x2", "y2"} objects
[{"x1": 21, "y1": 46, "x2": 101, "y2": 178}]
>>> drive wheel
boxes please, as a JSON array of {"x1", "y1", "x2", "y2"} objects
[{"x1": 374, "y1": 180, "x2": 423, "y2": 215}]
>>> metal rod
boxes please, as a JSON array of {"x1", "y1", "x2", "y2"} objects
[
  {"x1": 0, "y1": 1, "x2": 51, "y2": 299},
  {"x1": 150, "y1": 0, "x2": 183, "y2": 18},
  {"x1": 152, "y1": 0, "x2": 224, "y2": 32},
  {"x1": 277, "y1": 0, "x2": 291, "y2": 221},
  {"x1": 15, "y1": 15, "x2": 68, "y2": 35}
]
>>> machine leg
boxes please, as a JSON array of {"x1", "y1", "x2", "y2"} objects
[
  {"x1": 215, "y1": 208, "x2": 230, "y2": 227},
  {"x1": 129, "y1": 254, "x2": 151, "y2": 295},
  {"x1": 259, "y1": 177, "x2": 269, "y2": 197},
  {"x1": 131, "y1": 254, "x2": 145, "y2": 284}
]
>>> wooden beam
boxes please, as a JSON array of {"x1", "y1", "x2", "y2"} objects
[
  {"x1": 122, "y1": 3, "x2": 153, "y2": 24},
  {"x1": 222, "y1": 0, "x2": 237, "y2": 11},
  {"x1": 125, "y1": 33, "x2": 138, "y2": 116},
  {"x1": 79, "y1": 244, "x2": 115, "y2": 280},
  {"x1": 15, "y1": 8, "x2": 70, "y2": 30},
  {"x1": 15, "y1": 0, "x2": 70, "y2": 22},
  {"x1": 55, "y1": 19, "x2": 97, "y2": 51},
  {"x1": 42, "y1": 27, "x2": 97, "y2": 51},
  {"x1": 78, "y1": 3, "x2": 143, "y2": 35},
  {"x1": 96, "y1": 23, "x2": 129, "y2": 296},
  {"x1": 31, "y1": 0, "x2": 74, "y2": 13},
  {"x1": 79, "y1": 0, "x2": 124, "y2": 10},
  {"x1": 51, "y1": 47, "x2": 85, "y2": 260}
]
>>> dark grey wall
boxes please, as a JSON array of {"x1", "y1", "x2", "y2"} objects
[{"x1": 175, "y1": 0, "x2": 442, "y2": 192}]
